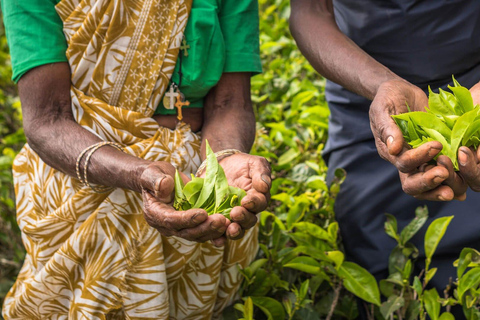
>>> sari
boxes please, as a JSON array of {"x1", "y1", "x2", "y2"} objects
[{"x1": 2, "y1": 0, "x2": 258, "y2": 318}]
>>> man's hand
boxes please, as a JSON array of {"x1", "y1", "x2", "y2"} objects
[
  {"x1": 457, "y1": 82, "x2": 480, "y2": 193},
  {"x1": 369, "y1": 79, "x2": 467, "y2": 201},
  {"x1": 218, "y1": 153, "x2": 271, "y2": 241},
  {"x1": 139, "y1": 162, "x2": 230, "y2": 243}
]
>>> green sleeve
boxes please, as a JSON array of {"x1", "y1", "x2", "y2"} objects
[
  {"x1": 1, "y1": 0, "x2": 68, "y2": 83},
  {"x1": 219, "y1": 0, "x2": 262, "y2": 74}
]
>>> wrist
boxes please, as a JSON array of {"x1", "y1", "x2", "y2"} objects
[{"x1": 374, "y1": 76, "x2": 409, "y2": 98}]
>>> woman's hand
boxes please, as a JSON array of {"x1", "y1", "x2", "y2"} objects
[
  {"x1": 370, "y1": 79, "x2": 466, "y2": 201},
  {"x1": 140, "y1": 162, "x2": 231, "y2": 243},
  {"x1": 218, "y1": 154, "x2": 271, "y2": 240}
]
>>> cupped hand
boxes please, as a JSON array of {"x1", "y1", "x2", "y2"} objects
[
  {"x1": 139, "y1": 162, "x2": 230, "y2": 244},
  {"x1": 369, "y1": 79, "x2": 466, "y2": 201},
  {"x1": 216, "y1": 153, "x2": 271, "y2": 241}
]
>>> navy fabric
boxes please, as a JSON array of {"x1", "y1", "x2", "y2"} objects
[{"x1": 323, "y1": 1, "x2": 480, "y2": 317}]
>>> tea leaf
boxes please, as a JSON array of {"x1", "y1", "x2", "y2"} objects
[
  {"x1": 424, "y1": 288, "x2": 441, "y2": 320},
  {"x1": 249, "y1": 296, "x2": 286, "y2": 320},
  {"x1": 425, "y1": 216, "x2": 453, "y2": 269},
  {"x1": 338, "y1": 261, "x2": 381, "y2": 306}
]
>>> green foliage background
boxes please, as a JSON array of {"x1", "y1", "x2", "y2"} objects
[{"x1": 2, "y1": 1, "x2": 480, "y2": 319}]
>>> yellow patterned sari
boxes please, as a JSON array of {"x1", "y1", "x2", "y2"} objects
[{"x1": 2, "y1": 0, "x2": 258, "y2": 319}]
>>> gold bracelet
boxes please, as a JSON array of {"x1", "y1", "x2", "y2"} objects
[
  {"x1": 76, "y1": 143, "x2": 101, "y2": 185},
  {"x1": 195, "y1": 148, "x2": 244, "y2": 177},
  {"x1": 76, "y1": 142, "x2": 125, "y2": 193}
]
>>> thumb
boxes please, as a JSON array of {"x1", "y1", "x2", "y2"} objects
[
  {"x1": 370, "y1": 100, "x2": 405, "y2": 156},
  {"x1": 140, "y1": 165, "x2": 175, "y2": 203},
  {"x1": 384, "y1": 120, "x2": 405, "y2": 156}
]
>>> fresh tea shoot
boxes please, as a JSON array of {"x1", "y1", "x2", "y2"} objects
[
  {"x1": 173, "y1": 141, "x2": 246, "y2": 218},
  {"x1": 392, "y1": 78, "x2": 480, "y2": 170}
]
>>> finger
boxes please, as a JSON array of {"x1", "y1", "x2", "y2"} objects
[
  {"x1": 142, "y1": 192, "x2": 208, "y2": 230},
  {"x1": 394, "y1": 141, "x2": 443, "y2": 173},
  {"x1": 437, "y1": 155, "x2": 467, "y2": 197},
  {"x1": 211, "y1": 236, "x2": 227, "y2": 247},
  {"x1": 196, "y1": 218, "x2": 231, "y2": 243},
  {"x1": 230, "y1": 206, "x2": 258, "y2": 229},
  {"x1": 176, "y1": 214, "x2": 228, "y2": 242},
  {"x1": 251, "y1": 158, "x2": 272, "y2": 194},
  {"x1": 369, "y1": 100, "x2": 405, "y2": 156},
  {"x1": 226, "y1": 222, "x2": 245, "y2": 240},
  {"x1": 400, "y1": 166, "x2": 449, "y2": 196},
  {"x1": 413, "y1": 185, "x2": 455, "y2": 201},
  {"x1": 458, "y1": 147, "x2": 480, "y2": 192},
  {"x1": 140, "y1": 165, "x2": 175, "y2": 203},
  {"x1": 241, "y1": 189, "x2": 268, "y2": 213}
]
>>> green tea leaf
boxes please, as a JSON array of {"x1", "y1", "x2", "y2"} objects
[
  {"x1": 325, "y1": 250, "x2": 344, "y2": 270},
  {"x1": 214, "y1": 165, "x2": 230, "y2": 211},
  {"x1": 450, "y1": 109, "x2": 480, "y2": 167},
  {"x1": 194, "y1": 141, "x2": 219, "y2": 208},
  {"x1": 457, "y1": 268, "x2": 480, "y2": 301},
  {"x1": 338, "y1": 261, "x2": 381, "y2": 306},
  {"x1": 428, "y1": 86, "x2": 454, "y2": 117},
  {"x1": 284, "y1": 256, "x2": 322, "y2": 275},
  {"x1": 449, "y1": 85, "x2": 474, "y2": 113},
  {"x1": 438, "y1": 312, "x2": 455, "y2": 320},
  {"x1": 384, "y1": 213, "x2": 399, "y2": 242},
  {"x1": 425, "y1": 216, "x2": 454, "y2": 269},
  {"x1": 380, "y1": 295, "x2": 404, "y2": 319},
  {"x1": 183, "y1": 177, "x2": 204, "y2": 205},
  {"x1": 399, "y1": 206, "x2": 428, "y2": 246},
  {"x1": 424, "y1": 288, "x2": 441, "y2": 320},
  {"x1": 458, "y1": 248, "x2": 480, "y2": 278},
  {"x1": 249, "y1": 296, "x2": 286, "y2": 320}
]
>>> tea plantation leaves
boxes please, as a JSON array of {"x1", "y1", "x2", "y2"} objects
[
  {"x1": 173, "y1": 141, "x2": 246, "y2": 218},
  {"x1": 392, "y1": 79, "x2": 480, "y2": 170}
]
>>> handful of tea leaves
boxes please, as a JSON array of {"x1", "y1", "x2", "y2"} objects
[
  {"x1": 173, "y1": 141, "x2": 246, "y2": 219},
  {"x1": 392, "y1": 78, "x2": 480, "y2": 170}
]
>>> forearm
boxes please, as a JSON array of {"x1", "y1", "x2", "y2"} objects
[
  {"x1": 201, "y1": 73, "x2": 256, "y2": 158},
  {"x1": 20, "y1": 63, "x2": 150, "y2": 192},
  {"x1": 289, "y1": 0, "x2": 402, "y2": 100}
]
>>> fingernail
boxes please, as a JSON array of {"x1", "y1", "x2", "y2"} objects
[
  {"x1": 438, "y1": 195, "x2": 447, "y2": 201},
  {"x1": 236, "y1": 211, "x2": 246, "y2": 222},
  {"x1": 193, "y1": 212, "x2": 205, "y2": 224},
  {"x1": 261, "y1": 174, "x2": 271, "y2": 188},
  {"x1": 243, "y1": 201, "x2": 254, "y2": 210},
  {"x1": 230, "y1": 229, "x2": 240, "y2": 238},
  {"x1": 387, "y1": 136, "x2": 394, "y2": 147},
  {"x1": 459, "y1": 149, "x2": 469, "y2": 166},
  {"x1": 211, "y1": 221, "x2": 224, "y2": 232}
]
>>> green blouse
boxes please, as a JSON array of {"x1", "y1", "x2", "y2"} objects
[{"x1": 1, "y1": 0, "x2": 262, "y2": 114}]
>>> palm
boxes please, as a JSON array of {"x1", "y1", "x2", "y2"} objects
[{"x1": 219, "y1": 154, "x2": 254, "y2": 190}]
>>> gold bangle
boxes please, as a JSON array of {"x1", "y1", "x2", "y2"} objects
[
  {"x1": 76, "y1": 144, "x2": 98, "y2": 185},
  {"x1": 76, "y1": 142, "x2": 125, "y2": 193},
  {"x1": 195, "y1": 148, "x2": 244, "y2": 177}
]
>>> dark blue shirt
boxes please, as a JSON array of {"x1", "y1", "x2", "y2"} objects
[{"x1": 324, "y1": 0, "x2": 480, "y2": 156}]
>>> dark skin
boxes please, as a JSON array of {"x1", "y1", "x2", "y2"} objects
[
  {"x1": 289, "y1": 0, "x2": 480, "y2": 201},
  {"x1": 19, "y1": 62, "x2": 270, "y2": 247}
]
